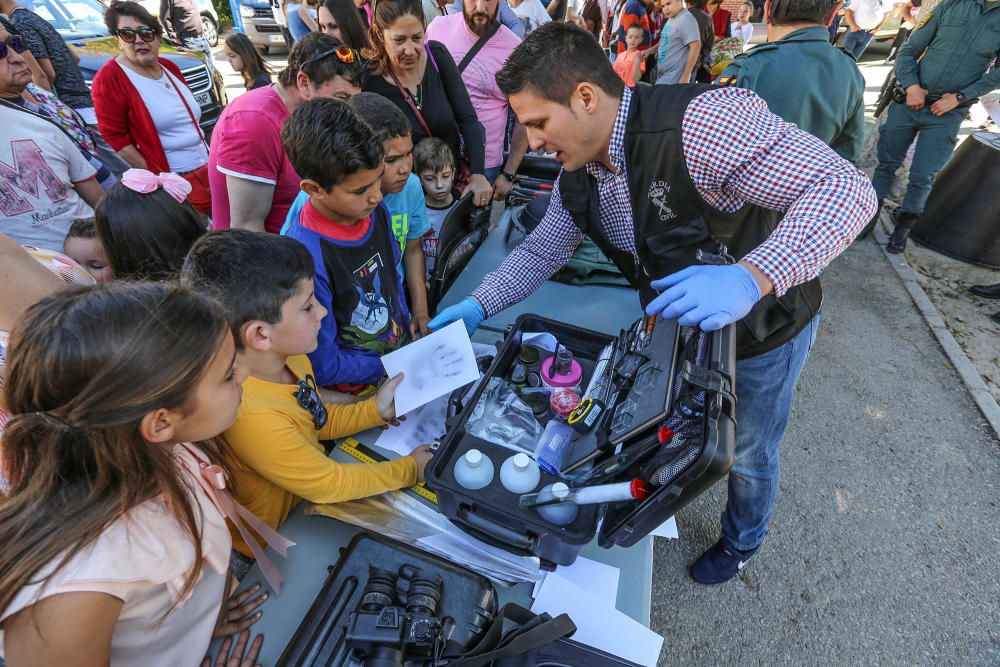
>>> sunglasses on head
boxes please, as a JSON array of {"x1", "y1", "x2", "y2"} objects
[
  {"x1": 116, "y1": 27, "x2": 159, "y2": 43},
  {"x1": 0, "y1": 35, "x2": 26, "y2": 60},
  {"x1": 301, "y1": 44, "x2": 359, "y2": 68},
  {"x1": 293, "y1": 374, "x2": 329, "y2": 430}
]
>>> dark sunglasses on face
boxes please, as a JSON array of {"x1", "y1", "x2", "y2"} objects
[
  {"x1": 0, "y1": 35, "x2": 26, "y2": 60},
  {"x1": 293, "y1": 374, "x2": 329, "y2": 430},
  {"x1": 117, "y1": 27, "x2": 159, "y2": 44},
  {"x1": 301, "y1": 44, "x2": 359, "y2": 68}
]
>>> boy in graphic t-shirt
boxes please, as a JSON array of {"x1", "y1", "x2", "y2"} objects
[{"x1": 281, "y1": 98, "x2": 410, "y2": 391}]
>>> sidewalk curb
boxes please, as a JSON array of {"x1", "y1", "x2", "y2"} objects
[{"x1": 873, "y1": 218, "x2": 1000, "y2": 439}]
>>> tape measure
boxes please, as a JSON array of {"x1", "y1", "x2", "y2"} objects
[
  {"x1": 337, "y1": 437, "x2": 439, "y2": 505},
  {"x1": 567, "y1": 397, "x2": 605, "y2": 433}
]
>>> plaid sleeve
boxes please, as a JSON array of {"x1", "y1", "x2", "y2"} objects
[
  {"x1": 471, "y1": 176, "x2": 583, "y2": 317},
  {"x1": 681, "y1": 87, "x2": 878, "y2": 296}
]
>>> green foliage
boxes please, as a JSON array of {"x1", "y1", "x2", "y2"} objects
[{"x1": 213, "y1": 0, "x2": 233, "y2": 26}]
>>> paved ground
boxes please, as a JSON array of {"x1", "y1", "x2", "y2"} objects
[
  {"x1": 650, "y1": 237, "x2": 1000, "y2": 665},
  {"x1": 208, "y1": 37, "x2": 1000, "y2": 666}
]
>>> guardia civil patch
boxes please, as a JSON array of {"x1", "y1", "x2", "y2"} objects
[
  {"x1": 915, "y1": 11, "x2": 933, "y2": 30},
  {"x1": 717, "y1": 75, "x2": 738, "y2": 87}
]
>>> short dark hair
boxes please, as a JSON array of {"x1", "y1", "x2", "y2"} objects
[
  {"x1": 94, "y1": 186, "x2": 206, "y2": 282},
  {"x1": 686, "y1": 0, "x2": 708, "y2": 8},
  {"x1": 496, "y1": 22, "x2": 623, "y2": 106},
  {"x1": 281, "y1": 97, "x2": 385, "y2": 190},
  {"x1": 413, "y1": 137, "x2": 454, "y2": 174},
  {"x1": 67, "y1": 217, "x2": 96, "y2": 240},
  {"x1": 279, "y1": 32, "x2": 365, "y2": 88},
  {"x1": 104, "y1": 0, "x2": 162, "y2": 35},
  {"x1": 180, "y1": 230, "x2": 315, "y2": 351},
  {"x1": 767, "y1": 0, "x2": 835, "y2": 25},
  {"x1": 350, "y1": 92, "x2": 411, "y2": 144}
]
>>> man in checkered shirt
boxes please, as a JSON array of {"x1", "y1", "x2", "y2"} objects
[{"x1": 429, "y1": 22, "x2": 877, "y2": 585}]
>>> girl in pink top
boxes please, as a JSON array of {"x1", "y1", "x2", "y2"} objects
[{"x1": 0, "y1": 283, "x2": 266, "y2": 667}]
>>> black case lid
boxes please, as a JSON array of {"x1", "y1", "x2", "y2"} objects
[{"x1": 597, "y1": 324, "x2": 737, "y2": 548}]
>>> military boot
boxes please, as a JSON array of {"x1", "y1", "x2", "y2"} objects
[
  {"x1": 886, "y1": 209, "x2": 918, "y2": 254},
  {"x1": 858, "y1": 200, "x2": 883, "y2": 239}
]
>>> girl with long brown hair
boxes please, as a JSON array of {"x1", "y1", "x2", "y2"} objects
[{"x1": 0, "y1": 283, "x2": 266, "y2": 666}]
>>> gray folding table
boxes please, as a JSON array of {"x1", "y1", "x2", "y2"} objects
[{"x1": 218, "y1": 222, "x2": 653, "y2": 665}]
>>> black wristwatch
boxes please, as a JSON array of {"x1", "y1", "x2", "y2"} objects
[
  {"x1": 955, "y1": 91, "x2": 967, "y2": 104},
  {"x1": 500, "y1": 168, "x2": 516, "y2": 182}
]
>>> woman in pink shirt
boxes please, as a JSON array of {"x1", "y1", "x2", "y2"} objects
[{"x1": 0, "y1": 283, "x2": 268, "y2": 667}]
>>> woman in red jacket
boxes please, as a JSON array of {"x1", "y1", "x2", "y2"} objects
[
  {"x1": 92, "y1": 1, "x2": 211, "y2": 213},
  {"x1": 707, "y1": 0, "x2": 731, "y2": 37}
]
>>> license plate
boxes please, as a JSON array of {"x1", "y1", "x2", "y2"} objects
[
  {"x1": 195, "y1": 91, "x2": 211, "y2": 107},
  {"x1": 269, "y1": 34, "x2": 284, "y2": 43}
]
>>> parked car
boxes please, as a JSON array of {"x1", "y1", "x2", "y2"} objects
[
  {"x1": 135, "y1": 0, "x2": 221, "y2": 47},
  {"x1": 36, "y1": 0, "x2": 227, "y2": 139},
  {"x1": 238, "y1": 0, "x2": 286, "y2": 55}
]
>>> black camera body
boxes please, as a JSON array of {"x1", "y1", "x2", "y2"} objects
[
  {"x1": 345, "y1": 565, "x2": 444, "y2": 667},
  {"x1": 345, "y1": 605, "x2": 441, "y2": 662}
]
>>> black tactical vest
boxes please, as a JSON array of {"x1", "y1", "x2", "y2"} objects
[{"x1": 559, "y1": 83, "x2": 822, "y2": 360}]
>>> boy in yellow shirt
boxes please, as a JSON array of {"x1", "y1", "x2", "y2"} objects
[{"x1": 181, "y1": 230, "x2": 433, "y2": 567}]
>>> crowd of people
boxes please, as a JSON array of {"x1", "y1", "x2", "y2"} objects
[{"x1": 0, "y1": 0, "x2": 997, "y2": 663}]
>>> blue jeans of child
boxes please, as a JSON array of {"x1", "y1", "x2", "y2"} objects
[
  {"x1": 720, "y1": 311, "x2": 821, "y2": 552},
  {"x1": 842, "y1": 29, "x2": 875, "y2": 60}
]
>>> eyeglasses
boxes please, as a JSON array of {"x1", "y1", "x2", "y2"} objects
[
  {"x1": 301, "y1": 44, "x2": 360, "y2": 68},
  {"x1": 0, "y1": 35, "x2": 26, "y2": 60},
  {"x1": 116, "y1": 27, "x2": 159, "y2": 44},
  {"x1": 292, "y1": 374, "x2": 329, "y2": 430}
]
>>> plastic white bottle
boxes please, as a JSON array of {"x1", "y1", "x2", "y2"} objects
[
  {"x1": 454, "y1": 449, "x2": 494, "y2": 490},
  {"x1": 536, "y1": 483, "x2": 579, "y2": 526},
  {"x1": 500, "y1": 453, "x2": 541, "y2": 494}
]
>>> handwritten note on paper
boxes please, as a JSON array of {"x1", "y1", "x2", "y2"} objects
[{"x1": 381, "y1": 320, "x2": 480, "y2": 416}]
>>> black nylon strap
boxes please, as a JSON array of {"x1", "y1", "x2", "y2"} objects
[
  {"x1": 444, "y1": 603, "x2": 577, "y2": 667},
  {"x1": 458, "y1": 21, "x2": 500, "y2": 73}
]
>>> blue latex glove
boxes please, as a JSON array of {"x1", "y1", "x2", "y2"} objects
[
  {"x1": 645, "y1": 264, "x2": 762, "y2": 331},
  {"x1": 428, "y1": 297, "x2": 485, "y2": 336}
]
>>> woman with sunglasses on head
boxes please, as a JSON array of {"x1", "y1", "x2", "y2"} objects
[
  {"x1": 91, "y1": 1, "x2": 212, "y2": 213},
  {"x1": 362, "y1": 0, "x2": 492, "y2": 207},
  {"x1": 318, "y1": 0, "x2": 371, "y2": 49}
]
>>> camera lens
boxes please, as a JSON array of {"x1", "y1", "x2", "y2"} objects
[
  {"x1": 405, "y1": 570, "x2": 442, "y2": 616},
  {"x1": 360, "y1": 566, "x2": 396, "y2": 612}
]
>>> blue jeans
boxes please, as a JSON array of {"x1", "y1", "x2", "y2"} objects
[
  {"x1": 484, "y1": 166, "x2": 501, "y2": 183},
  {"x1": 842, "y1": 29, "x2": 875, "y2": 60},
  {"x1": 720, "y1": 311, "x2": 821, "y2": 552}
]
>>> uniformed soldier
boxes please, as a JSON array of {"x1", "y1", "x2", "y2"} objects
[
  {"x1": 719, "y1": 0, "x2": 866, "y2": 163},
  {"x1": 873, "y1": 0, "x2": 1000, "y2": 253}
]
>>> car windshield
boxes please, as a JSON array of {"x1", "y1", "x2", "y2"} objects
[{"x1": 26, "y1": 0, "x2": 108, "y2": 40}]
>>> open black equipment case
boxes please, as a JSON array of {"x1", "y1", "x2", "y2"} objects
[{"x1": 425, "y1": 314, "x2": 737, "y2": 568}]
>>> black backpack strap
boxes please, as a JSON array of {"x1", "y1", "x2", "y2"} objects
[
  {"x1": 458, "y1": 21, "x2": 500, "y2": 73},
  {"x1": 444, "y1": 603, "x2": 576, "y2": 666}
]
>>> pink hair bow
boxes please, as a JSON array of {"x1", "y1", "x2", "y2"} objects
[
  {"x1": 120, "y1": 168, "x2": 193, "y2": 203},
  {"x1": 200, "y1": 463, "x2": 296, "y2": 593}
]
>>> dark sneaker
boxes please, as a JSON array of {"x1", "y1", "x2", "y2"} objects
[{"x1": 689, "y1": 540, "x2": 759, "y2": 585}]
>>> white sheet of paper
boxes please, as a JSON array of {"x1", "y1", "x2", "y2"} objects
[
  {"x1": 650, "y1": 516, "x2": 678, "y2": 539},
  {"x1": 522, "y1": 331, "x2": 558, "y2": 353},
  {"x1": 552, "y1": 557, "x2": 620, "y2": 604},
  {"x1": 381, "y1": 320, "x2": 480, "y2": 416},
  {"x1": 375, "y1": 343, "x2": 497, "y2": 455},
  {"x1": 374, "y1": 394, "x2": 449, "y2": 457},
  {"x1": 531, "y1": 572, "x2": 664, "y2": 666}
]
